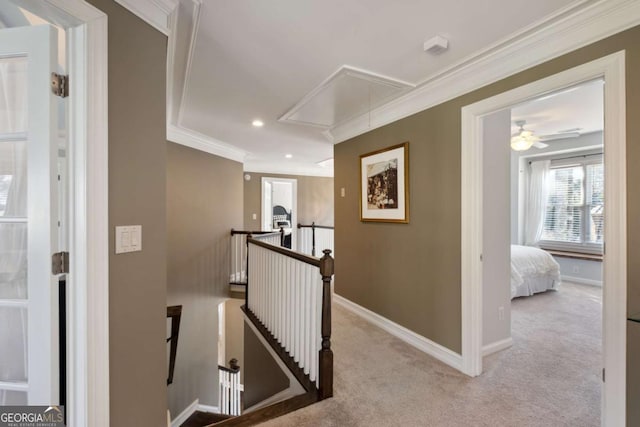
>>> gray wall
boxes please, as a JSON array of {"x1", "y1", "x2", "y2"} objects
[
  {"x1": 482, "y1": 110, "x2": 512, "y2": 347},
  {"x1": 166, "y1": 142, "x2": 244, "y2": 417},
  {"x1": 86, "y1": 1, "x2": 169, "y2": 425},
  {"x1": 334, "y1": 26, "x2": 640, "y2": 424},
  {"x1": 243, "y1": 172, "x2": 334, "y2": 229}
]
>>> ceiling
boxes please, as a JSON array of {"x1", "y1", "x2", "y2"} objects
[
  {"x1": 0, "y1": 0, "x2": 624, "y2": 175},
  {"x1": 171, "y1": 0, "x2": 600, "y2": 175},
  {"x1": 511, "y1": 79, "x2": 604, "y2": 140}
]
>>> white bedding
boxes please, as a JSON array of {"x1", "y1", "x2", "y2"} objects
[{"x1": 511, "y1": 245, "x2": 561, "y2": 299}]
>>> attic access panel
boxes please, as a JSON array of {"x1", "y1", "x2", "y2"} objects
[{"x1": 279, "y1": 66, "x2": 414, "y2": 129}]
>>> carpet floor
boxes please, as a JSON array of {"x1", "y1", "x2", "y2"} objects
[{"x1": 258, "y1": 282, "x2": 602, "y2": 427}]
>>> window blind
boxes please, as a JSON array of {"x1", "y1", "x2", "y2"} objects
[{"x1": 540, "y1": 157, "x2": 604, "y2": 250}]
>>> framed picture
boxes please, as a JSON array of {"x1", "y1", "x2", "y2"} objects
[{"x1": 359, "y1": 142, "x2": 409, "y2": 223}]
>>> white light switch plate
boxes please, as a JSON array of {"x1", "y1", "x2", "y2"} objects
[{"x1": 115, "y1": 225, "x2": 142, "y2": 254}]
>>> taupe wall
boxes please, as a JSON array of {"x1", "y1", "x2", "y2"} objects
[
  {"x1": 167, "y1": 143, "x2": 244, "y2": 417},
  {"x1": 243, "y1": 172, "x2": 334, "y2": 229},
  {"x1": 335, "y1": 26, "x2": 640, "y2": 424},
  {"x1": 87, "y1": 1, "x2": 169, "y2": 426},
  {"x1": 243, "y1": 321, "x2": 290, "y2": 408}
]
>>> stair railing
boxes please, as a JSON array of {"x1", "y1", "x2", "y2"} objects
[
  {"x1": 245, "y1": 237, "x2": 333, "y2": 399},
  {"x1": 297, "y1": 223, "x2": 334, "y2": 257},
  {"x1": 218, "y1": 358, "x2": 243, "y2": 416},
  {"x1": 230, "y1": 229, "x2": 285, "y2": 285}
]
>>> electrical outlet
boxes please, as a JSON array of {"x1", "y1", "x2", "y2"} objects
[
  {"x1": 252, "y1": 213, "x2": 257, "y2": 220},
  {"x1": 341, "y1": 187, "x2": 345, "y2": 197},
  {"x1": 498, "y1": 306, "x2": 505, "y2": 321}
]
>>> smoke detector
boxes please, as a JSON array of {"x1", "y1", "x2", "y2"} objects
[{"x1": 423, "y1": 35, "x2": 449, "y2": 54}]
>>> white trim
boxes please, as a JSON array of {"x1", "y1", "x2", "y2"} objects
[
  {"x1": 175, "y1": 0, "x2": 202, "y2": 128},
  {"x1": 243, "y1": 162, "x2": 334, "y2": 178},
  {"x1": 461, "y1": 51, "x2": 626, "y2": 426},
  {"x1": 17, "y1": 1, "x2": 110, "y2": 425},
  {"x1": 114, "y1": 0, "x2": 178, "y2": 36},
  {"x1": 167, "y1": 124, "x2": 246, "y2": 163},
  {"x1": 561, "y1": 276, "x2": 603, "y2": 287},
  {"x1": 330, "y1": 0, "x2": 640, "y2": 143},
  {"x1": 482, "y1": 337, "x2": 513, "y2": 357},
  {"x1": 167, "y1": 0, "x2": 202, "y2": 126},
  {"x1": 196, "y1": 404, "x2": 220, "y2": 414},
  {"x1": 170, "y1": 398, "x2": 199, "y2": 427},
  {"x1": 333, "y1": 294, "x2": 464, "y2": 372}
]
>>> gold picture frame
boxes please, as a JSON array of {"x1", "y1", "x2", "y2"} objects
[{"x1": 359, "y1": 142, "x2": 409, "y2": 223}]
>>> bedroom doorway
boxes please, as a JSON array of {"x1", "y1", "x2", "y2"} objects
[
  {"x1": 261, "y1": 177, "x2": 297, "y2": 249},
  {"x1": 461, "y1": 52, "x2": 626, "y2": 426}
]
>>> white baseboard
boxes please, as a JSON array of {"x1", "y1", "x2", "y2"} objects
[
  {"x1": 562, "y1": 276, "x2": 603, "y2": 287},
  {"x1": 171, "y1": 399, "x2": 199, "y2": 427},
  {"x1": 482, "y1": 337, "x2": 513, "y2": 357},
  {"x1": 197, "y1": 404, "x2": 220, "y2": 414},
  {"x1": 333, "y1": 293, "x2": 463, "y2": 372}
]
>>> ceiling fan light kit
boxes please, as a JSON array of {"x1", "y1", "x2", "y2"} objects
[{"x1": 510, "y1": 135, "x2": 535, "y2": 151}]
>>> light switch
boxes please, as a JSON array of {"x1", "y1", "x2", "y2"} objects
[
  {"x1": 252, "y1": 213, "x2": 257, "y2": 220},
  {"x1": 116, "y1": 225, "x2": 142, "y2": 254}
]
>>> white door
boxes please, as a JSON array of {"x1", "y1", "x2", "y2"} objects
[{"x1": 0, "y1": 25, "x2": 60, "y2": 406}]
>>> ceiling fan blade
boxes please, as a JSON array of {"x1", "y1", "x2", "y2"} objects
[
  {"x1": 532, "y1": 141, "x2": 549, "y2": 149},
  {"x1": 538, "y1": 131, "x2": 581, "y2": 141}
]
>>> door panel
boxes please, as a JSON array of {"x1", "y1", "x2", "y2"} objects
[{"x1": 0, "y1": 24, "x2": 60, "y2": 406}]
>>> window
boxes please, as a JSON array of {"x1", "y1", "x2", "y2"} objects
[{"x1": 541, "y1": 156, "x2": 603, "y2": 253}]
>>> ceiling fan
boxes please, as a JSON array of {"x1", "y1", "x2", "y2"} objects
[{"x1": 510, "y1": 120, "x2": 581, "y2": 151}]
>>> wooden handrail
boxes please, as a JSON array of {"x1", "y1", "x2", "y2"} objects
[
  {"x1": 297, "y1": 223, "x2": 334, "y2": 230},
  {"x1": 247, "y1": 236, "x2": 320, "y2": 267},
  {"x1": 231, "y1": 228, "x2": 276, "y2": 236},
  {"x1": 167, "y1": 305, "x2": 182, "y2": 386}
]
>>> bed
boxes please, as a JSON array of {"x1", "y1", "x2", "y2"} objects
[{"x1": 511, "y1": 245, "x2": 561, "y2": 299}]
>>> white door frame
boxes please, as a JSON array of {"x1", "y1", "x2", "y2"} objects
[
  {"x1": 17, "y1": 1, "x2": 110, "y2": 426},
  {"x1": 461, "y1": 51, "x2": 626, "y2": 427},
  {"x1": 261, "y1": 177, "x2": 298, "y2": 248}
]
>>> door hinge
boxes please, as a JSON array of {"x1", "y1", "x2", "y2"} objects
[
  {"x1": 52, "y1": 251, "x2": 70, "y2": 275},
  {"x1": 602, "y1": 368, "x2": 605, "y2": 382},
  {"x1": 51, "y1": 73, "x2": 69, "y2": 98}
]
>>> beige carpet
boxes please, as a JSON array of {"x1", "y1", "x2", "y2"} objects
[{"x1": 259, "y1": 282, "x2": 602, "y2": 427}]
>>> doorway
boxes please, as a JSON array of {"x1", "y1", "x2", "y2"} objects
[
  {"x1": 261, "y1": 177, "x2": 297, "y2": 249},
  {"x1": 461, "y1": 52, "x2": 626, "y2": 426}
]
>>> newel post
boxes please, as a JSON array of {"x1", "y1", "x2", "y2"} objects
[
  {"x1": 318, "y1": 249, "x2": 334, "y2": 399},
  {"x1": 245, "y1": 233, "x2": 251, "y2": 308}
]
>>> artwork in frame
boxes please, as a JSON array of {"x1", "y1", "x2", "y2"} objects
[{"x1": 359, "y1": 142, "x2": 409, "y2": 223}]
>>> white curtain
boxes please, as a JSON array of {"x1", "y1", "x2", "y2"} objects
[
  {"x1": 524, "y1": 160, "x2": 551, "y2": 246},
  {"x1": 0, "y1": 58, "x2": 29, "y2": 404}
]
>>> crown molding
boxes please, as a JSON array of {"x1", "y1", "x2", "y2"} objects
[
  {"x1": 167, "y1": 0, "x2": 202, "y2": 125},
  {"x1": 243, "y1": 161, "x2": 334, "y2": 178},
  {"x1": 114, "y1": 0, "x2": 178, "y2": 35},
  {"x1": 167, "y1": 124, "x2": 247, "y2": 163},
  {"x1": 329, "y1": 0, "x2": 640, "y2": 143}
]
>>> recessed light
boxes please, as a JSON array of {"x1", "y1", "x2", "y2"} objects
[
  {"x1": 252, "y1": 119, "x2": 264, "y2": 127},
  {"x1": 285, "y1": 154, "x2": 293, "y2": 159}
]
